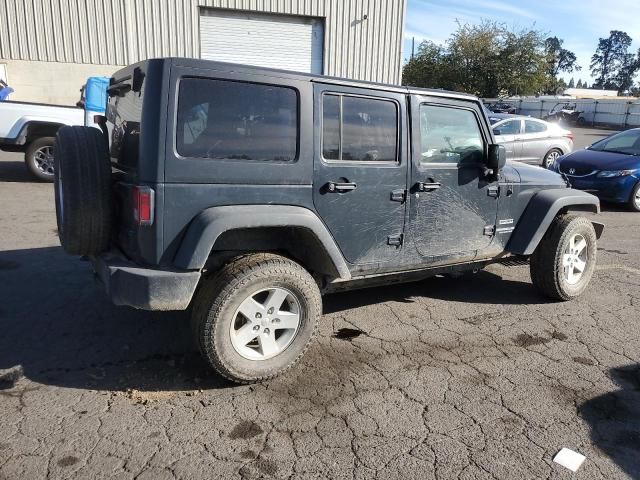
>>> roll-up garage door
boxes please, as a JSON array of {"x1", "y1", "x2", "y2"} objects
[{"x1": 199, "y1": 9, "x2": 324, "y2": 74}]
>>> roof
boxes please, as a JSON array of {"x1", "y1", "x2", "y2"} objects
[{"x1": 166, "y1": 57, "x2": 479, "y2": 102}]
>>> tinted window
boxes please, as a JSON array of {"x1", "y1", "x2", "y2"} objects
[
  {"x1": 525, "y1": 120, "x2": 547, "y2": 134},
  {"x1": 420, "y1": 105, "x2": 484, "y2": 164},
  {"x1": 322, "y1": 94, "x2": 398, "y2": 162},
  {"x1": 322, "y1": 95, "x2": 340, "y2": 160},
  {"x1": 176, "y1": 78, "x2": 298, "y2": 161},
  {"x1": 494, "y1": 120, "x2": 520, "y2": 135}
]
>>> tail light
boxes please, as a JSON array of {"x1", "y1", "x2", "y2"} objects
[
  {"x1": 132, "y1": 186, "x2": 154, "y2": 226},
  {"x1": 564, "y1": 131, "x2": 574, "y2": 141}
]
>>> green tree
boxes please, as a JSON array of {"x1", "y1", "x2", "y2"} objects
[
  {"x1": 544, "y1": 37, "x2": 580, "y2": 93},
  {"x1": 590, "y1": 30, "x2": 638, "y2": 92},
  {"x1": 568, "y1": 78, "x2": 575, "y2": 88},
  {"x1": 576, "y1": 79, "x2": 583, "y2": 88},
  {"x1": 402, "y1": 20, "x2": 547, "y2": 97}
]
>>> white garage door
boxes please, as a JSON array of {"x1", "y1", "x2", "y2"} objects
[{"x1": 200, "y1": 9, "x2": 324, "y2": 74}]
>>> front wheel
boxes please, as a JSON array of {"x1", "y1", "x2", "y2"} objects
[
  {"x1": 191, "y1": 253, "x2": 322, "y2": 384},
  {"x1": 628, "y1": 182, "x2": 640, "y2": 212},
  {"x1": 25, "y1": 137, "x2": 56, "y2": 182},
  {"x1": 530, "y1": 215, "x2": 597, "y2": 301}
]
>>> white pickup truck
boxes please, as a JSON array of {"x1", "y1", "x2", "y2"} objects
[{"x1": 0, "y1": 101, "x2": 84, "y2": 181}]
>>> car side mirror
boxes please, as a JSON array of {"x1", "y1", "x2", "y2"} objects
[
  {"x1": 493, "y1": 128, "x2": 501, "y2": 136},
  {"x1": 487, "y1": 144, "x2": 506, "y2": 173}
]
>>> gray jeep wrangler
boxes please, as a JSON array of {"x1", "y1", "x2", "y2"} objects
[{"x1": 54, "y1": 58, "x2": 604, "y2": 383}]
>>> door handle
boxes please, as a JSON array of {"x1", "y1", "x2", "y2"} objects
[
  {"x1": 326, "y1": 181, "x2": 357, "y2": 193},
  {"x1": 416, "y1": 181, "x2": 441, "y2": 192}
]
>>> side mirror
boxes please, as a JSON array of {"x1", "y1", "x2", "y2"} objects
[
  {"x1": 493, "y1": 128, "x2": 501, "y2": 136},
  {"x1": 487, "y1": 144, "x2": 506, "y2": 173}
]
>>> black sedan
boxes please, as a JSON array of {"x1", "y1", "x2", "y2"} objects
[{"x1": 549, "y1": 128, "x2": 640, "y2": 211}]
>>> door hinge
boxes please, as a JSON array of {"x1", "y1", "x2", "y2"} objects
[
  {"x1": 390, "y1": 189, "x2": 406, "y2": 203},
  {"x1": 487, "y1": 186, "x2": 500, "y2": 198},
  {"x1": 483, "y1": 225, "x2": 495, "y2": 236},
  {"x1": 387, "y1": 234, "x2": 404, "y2": 247}
]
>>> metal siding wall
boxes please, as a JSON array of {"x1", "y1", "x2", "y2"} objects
[{"x1": 0, "y1": 0, "x2": 405, "y2": 83}]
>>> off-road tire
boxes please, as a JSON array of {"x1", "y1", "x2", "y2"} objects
[
  {"x1": 191, "y1": 253, "x2": 322, "y2": 384},
  {"x1": 54, "y1": 126, "x2": 112, "y2": 256},
  {"x1": 628, "y1": 182, "x2": 640, "y2": 212},
  {"x1": 530, "y1": 215, "x2": 597, "y2": 301},
  {"x1": 25, "y1": 137, "x2": 56, "y2": 182}
]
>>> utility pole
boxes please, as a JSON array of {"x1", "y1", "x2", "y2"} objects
[{"x1": 411, "y1": 37, "x2": 415, "y2": 60}]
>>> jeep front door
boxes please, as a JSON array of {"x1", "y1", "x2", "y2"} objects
[
  {"x1": 409, "y1": 97, "x2": 499, "y2": 260},
  {"x1": 313, "y1": 84, "x2": 408, "y2": 266}
]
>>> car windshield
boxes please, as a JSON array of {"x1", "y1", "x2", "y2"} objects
[{"x1": 589, "y1": 130, "x2": 640, "y2": 155}]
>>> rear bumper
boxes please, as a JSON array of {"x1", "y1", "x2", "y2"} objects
[{"x1": 91, "y1": 252, "x2": 200, "y2": 311}]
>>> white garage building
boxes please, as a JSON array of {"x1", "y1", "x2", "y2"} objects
[{"x1": 0, "y1": 0, "x2": 407, "y2": 105}]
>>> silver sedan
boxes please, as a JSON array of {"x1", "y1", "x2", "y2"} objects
[{"x1": 490, "y1": 115, "x2": 574, "y2": 168}]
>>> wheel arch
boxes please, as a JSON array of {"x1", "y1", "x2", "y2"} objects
[
  {"x1": 506, "y1": 188, "x2": 602, "y2": 256},
  {"x1": 173, "y1": 205, "x2": 352, "y2": 280},
  {"x1": 17, "y1": 121, "x2": 64, "y2": 146}
]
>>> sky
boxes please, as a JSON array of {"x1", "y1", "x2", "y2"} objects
[{"x1": 402, "y1": 0, "x2": 640, "y2": 84}]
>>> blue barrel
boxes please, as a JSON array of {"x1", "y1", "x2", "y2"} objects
[{"x1": 85, "y1": 76, "x2": 110, "y2": 113}]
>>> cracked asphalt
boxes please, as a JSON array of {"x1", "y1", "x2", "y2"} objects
[{"x1": 1, "y1": 127, "x2": 639, "y2": 479}]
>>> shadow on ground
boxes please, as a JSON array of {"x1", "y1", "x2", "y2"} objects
[
  {"x1": 0, "y1": 246, "x2": 546, "y2": 393},
  {"x1": 0, "y1": 159, "x2": 34, "y2": 183},
  {"x1": 324, "y1": 269, "x2": 547, "y2": 314},
  {"x1": 580, "y1": 364, "x2": 640, "y2": 479}
]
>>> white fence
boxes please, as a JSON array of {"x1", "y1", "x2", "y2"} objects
[{"x1": 483, "y1": 98, "x2": 640, "y2": 128}]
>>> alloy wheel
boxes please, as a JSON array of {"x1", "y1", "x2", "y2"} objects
[
  {"x1": 562, "y1": 234, "x2": 588, "y2": 285},
  {"x1": 230, "y1": 287, "x2": 301, "y2": 360},
  {"x1": 34, "y1": 145, "x2": 55, "y2": 176}
]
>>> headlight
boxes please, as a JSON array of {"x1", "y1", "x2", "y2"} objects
[{"x1": 596, "y1": 170, "x2": 635, "y2": 178}]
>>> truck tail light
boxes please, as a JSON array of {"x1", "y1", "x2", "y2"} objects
[{"x1": 132, "y1": 186, "x2": 154, "y2": 226}]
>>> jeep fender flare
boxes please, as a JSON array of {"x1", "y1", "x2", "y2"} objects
[
  {"x1": 173, "y1": 205, "x2": 352, "y2": 280},
  {"x1": 506, "y1": 188, "x2": 602, "y2": 256}
]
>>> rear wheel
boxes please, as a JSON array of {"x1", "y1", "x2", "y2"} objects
[
  {"x1": 191, "y1": 253, "x2": 322, "y2": 384},
  {"x1": 530, "y1": 215, "x2": 597, "y2": 301},
  {"x1": 542, "y1": 148, "x2": 562, "y2": 169},
  {"x1": 25, "y1": 137, "x2": 56, "y2": 182},
  {"x1": 629, "y1": 182, "x2": 640, "y2": 212}
]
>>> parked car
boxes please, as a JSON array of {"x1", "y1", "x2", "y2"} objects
[
  {"x1": 487, "y1": 101, "x2": 517, "y2": 114},
  {"x1": 0, "y1": 78, "x2": 108, "y2": 181},
  {"x1": 491, "y1": 116, "x2": 574, "y2": 168},
  {"x1": 549, "y1": 128, "x2": 640, "y2": 211},
  {"x1": 0, "y1": 98, "x2": 84, "y2": 181},
  {"x1": 54, "y1": 58, "x2": 603, "y2": 384}
]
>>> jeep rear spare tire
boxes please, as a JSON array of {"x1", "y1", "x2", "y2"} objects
[
  {"x1": 191, "y1": 253, "x2": 322, "y2": 384},
  {"x1": 54, "y1": 126, "x2": 112, "y2": 256},
  {"x1": 530, "y1": 215, "x2": 597, "y2": 301}
]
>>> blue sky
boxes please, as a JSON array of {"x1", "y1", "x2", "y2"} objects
[{"x1": 402, "y1": 0, "x2": 640, "y2": 84}]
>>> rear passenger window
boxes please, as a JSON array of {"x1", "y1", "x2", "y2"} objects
[
  {"x1": 525, "y1": 120, "x2": 547, "y2": 134},
  {"x1": 176, "y1": 78, "x2": 298, "y2": 161},
  {"x1": 322, "y1": 93, "x2": 398, "y2": 162}
]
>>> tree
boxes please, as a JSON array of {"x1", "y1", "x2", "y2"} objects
[
  {"x1": 402, "y1": 21, "x2": 547, "y2": 97},
  {"x1": 590, "y1": 30, "x2": 639, "y2": 93},
  {"x1": 544, "y1": 37, "x2": 580, "y2": 93},
  {"x1": 568, "y1": 78, "x2": 575, "y2": 88},
  {"x1": 576, "y1": 79, "x2": 583, "y2": 88}
]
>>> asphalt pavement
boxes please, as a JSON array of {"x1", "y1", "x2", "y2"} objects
[{"x1": 1, "y1": 127, "x2": 639, "y2": 479}]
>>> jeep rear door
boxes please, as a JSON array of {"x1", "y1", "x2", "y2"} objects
[
  {"x1": 312, "y1": 83, "x2": 408, "y2": 266},
  {"x1": 409, "y1": 95, "x2": 499, "y2": 261}
]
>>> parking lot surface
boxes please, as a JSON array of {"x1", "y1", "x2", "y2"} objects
[{"x1": 1, "y1": 127, "x2": 639, "y2": 479}]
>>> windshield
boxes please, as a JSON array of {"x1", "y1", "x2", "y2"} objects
[{"x1": 589, "y1": 130, "x2": 640, "y2": 155}]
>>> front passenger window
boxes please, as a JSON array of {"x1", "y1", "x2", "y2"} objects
[{"x1": 420, "y1": 105, "x2": 484, "y2": 164}]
